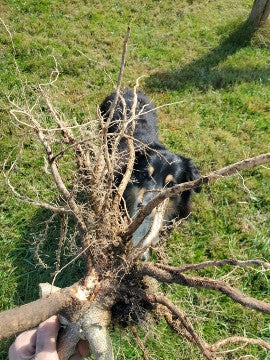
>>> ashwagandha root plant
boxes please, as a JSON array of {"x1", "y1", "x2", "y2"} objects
[{"x1": 1, "y1": 27, "x2": 270, "y2": 360}]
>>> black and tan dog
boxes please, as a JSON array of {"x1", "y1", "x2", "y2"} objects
[{"x1": 100, "y1": 89, "x2": 200, "y2": 257}]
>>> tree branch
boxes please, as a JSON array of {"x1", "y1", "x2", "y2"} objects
[
  {"x1": 140, "y1": 264, "x2": 270, "y2": 314},
  {"x1": 156, "y1": 259, "x2": 270, "y2": 273},
  {"x1": 0, "y1": 271, "x2": 101, "y2": 341},
  {"x1": 162, "y1": 307, "x2": 197, "y2": 345},
  {"x1": 112, "y1": 79, "x2": 139, "y2": 211},
  {"x1": 3, "y1": 173, "x2": 71, "y2": 214},
  {"x1": 0, "y1": 284, "x2": 80, "y2": 340},
  {"x1": 106, "y1": 26, "x2": 131, "y2": 124},
  {"x1": 210, "y1": 336, "x2": 270, "y2": 352},
  {"x1": 129, "y1": 327, "x2": 150, "y2": 360},
  {"x1": 151, "y1": 295, "x2": 270, "y2": 359},
  {"x1": 147, "y1": 294, "x2": 215, "y2": 360},
  {"x1": 122, "y1": 152, "x2": 270, "y2": 238}
]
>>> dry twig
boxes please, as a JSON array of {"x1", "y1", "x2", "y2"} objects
[{"x1": 156, "y1": 259, "x2": 270, "y2": 273}]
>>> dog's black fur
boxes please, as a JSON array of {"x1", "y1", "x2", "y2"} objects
[{"x1": 100, "y1": 89, "x2": 200, "y2": 227}]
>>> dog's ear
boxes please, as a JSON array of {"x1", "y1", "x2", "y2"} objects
[{"x1": 186, "y1": 159, "x2": 201, "y2": 193}]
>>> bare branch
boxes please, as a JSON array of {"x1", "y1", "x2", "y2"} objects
[
  {"x1": 3, "y1": 168, "x2": 71, "y2": 214},
  {"x1": 156, "y1": 259, "x2": 270, "y2": 273},
  {"x1": 113, "y1": 78, "x2": 144, "y2": 211},
  {"x1": 9, "y1": 100, "x2": 95, "y2": 270},
  {"x1": 37, "y1": 56, "x2": 60, "y2": 88},
  {"x1": 129, "y1": 327, "x2": 150, "y2": 360},
  {"x1": 3, "y1": 142, "x2": 71, "y2": 215},
  {"x1": 210, "y1": 336, "x2": 270, "y2": 352},
  {"x1": 122, "y1": 152, "x2": 270, "y2": 238},
  {"x1": 35, "y1": 213, "x2": 58, "y2": 269},
  {"x1": 51, "y1": 243, "x2": 92, "y2": 286},
  {"x1": 158, "y1": 299, "x2": 270, "y2": 359},
  {"x1": 0, "y1": 269, "x2": 101, "y2": 341},
  {"x1": 0, "y1": 283, "x2": 81, "y2": 340},
  {"x1": 147, "y1": 294, "x2": 215, "y2": 360},
  {"x1": 162, "y1": 307, "x2": 197, "y2": 345},
  {"x1": 106, "y1": 26, "x2": 131, "y2": 124},
  {"x1": 50, "y1": 138, "x2": 93, "y2": 162},
  {"x1": 54, "y1": 214, "x2": 68, "y2": 273},
  {"x1": 38, "y1": 88, "x2": 93, "y2": 184},
  {"x1": 140, "y1": 264, "x2": 270, "y2": 314},
  {"x1": 97, "y1": 27, "x2": 131, "y2": 214}
]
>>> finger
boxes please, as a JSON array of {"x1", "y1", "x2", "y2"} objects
[
  {"x1": 35, "y1": 315, "x2": 60, "y2": 360},
  {"x1": 69, "y1": 354, "x2": 82, "y2": 360},
  {"x1": 68, "y1": 340, "x2": 90, "y2": 360},
  {"x1": 77, "y1": 340, "x2": 90, "y2": 357},
  {"x1": 8, "y1": 329, "x2": 37, "y2": 359}
]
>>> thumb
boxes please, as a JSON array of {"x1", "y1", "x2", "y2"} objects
[{"x1": 35, "y1": 316, "x2": 60, "y2": 360}]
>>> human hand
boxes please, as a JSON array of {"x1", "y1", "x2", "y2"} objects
[{"x1": 9, "y1": 316, "x2": 89, "y2": 360}]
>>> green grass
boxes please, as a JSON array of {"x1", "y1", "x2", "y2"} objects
[{"x1": 0, "y1": 0, "x2": 270, "y2": 358}]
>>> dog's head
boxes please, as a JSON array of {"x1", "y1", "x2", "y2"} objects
[{"x1": 124, "y1": 149, "x2": 200, "y2": 258}]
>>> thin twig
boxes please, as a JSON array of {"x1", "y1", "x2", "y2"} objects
[
  {"x1": 112, "y1": 79, "x2": 140, "y2": 210},
  {"x1": 35, "y1": 213, "x2": 58, "y2": 269},
  {"x1": 147, "y1": 294, "x2": 215, "y2": 360},
  {"x1": 3, "y1": 164, "x2": 71, "y2": 214},
  {"x1": 54, "y1": 214, "x2": 68, "y2": 273},
  {"x1": 129, "y1": 327, "x2": 150, "y2": 360},
  {"x1": 156, "y1": 259, "x2": 270, "y2": 273},
  {"x1": 106, "y1": 26, "x2": 131, "y2": 124}
]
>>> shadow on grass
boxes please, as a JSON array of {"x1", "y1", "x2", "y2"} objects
[
  {"x1": 146, "y1": 21, "x2": 270, "y2": 92},
  {"x1": 9, "y1": 208, "x2": 85, "y2": 305},
  {"x1": 0, "y1": 207, "x2": 86, "y2": 356}
]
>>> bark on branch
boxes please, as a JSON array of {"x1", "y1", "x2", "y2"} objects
[
  {"x1": 140, "y1": 264, "x2": 270, "y2": 314},
  {"x1": 151, "y1": 295, "x2": 270, "y2": 359},
  {"x1": 210, "y1": 336, "x2": 270, "y2": 352},
  {"x1": 156, "y1": 258, "x2": 270, "y2": 273},
  {"x1": 0, "y1": 284, "x2": 81, "y2": 340},
  {"x1": 148, "y1": 294, "x2": 215, "y2": 360}
]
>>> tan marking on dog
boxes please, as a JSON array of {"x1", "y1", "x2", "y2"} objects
[
  {"x1": 164, "y1": 174, "x2": 174, "y2": 185},
  {"x1": 138, "y1": 188, "x2": 146, "y2": 202},
  {"x1": 148, "y1": 165, "x2": 155, "y2": 176},
  {"x1": 137, "y1": 187, "x2": 157, "y2": 214},
  {"x1": 126, "y1": 185, "x2": 140, "y2": 215},
  {"x1": 165, "y1": 198, "x2": 177, "y2": 220}
]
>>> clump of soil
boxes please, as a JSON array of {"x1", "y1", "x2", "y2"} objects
[{"x1": 111, "y1": 271, "x2": 157, "y2": 327}]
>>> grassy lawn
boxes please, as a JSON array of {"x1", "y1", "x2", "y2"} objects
[{"x1": 0, "y1": 0, "x2": 270, "y2": 358}]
